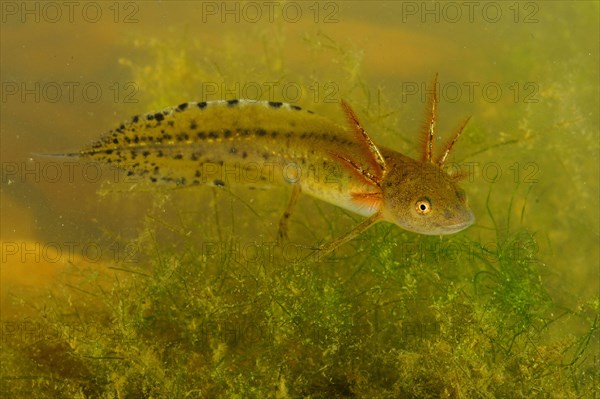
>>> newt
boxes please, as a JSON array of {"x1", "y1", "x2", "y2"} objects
[{"x1": 68, "y1": 76, "x2": 474, "y2": 255}]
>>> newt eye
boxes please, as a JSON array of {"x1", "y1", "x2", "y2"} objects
[{"x1": 415, "y1": 197, "x2": 432, "y2": 215}]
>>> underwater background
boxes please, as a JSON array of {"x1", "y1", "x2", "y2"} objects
[{"x1": 1, "y1": 1, "x2": 598, "y2": 397}]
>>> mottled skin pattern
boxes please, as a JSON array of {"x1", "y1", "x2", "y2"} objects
[{"x1": 77, "y1": 88, "x2": 473, "y2": 252}]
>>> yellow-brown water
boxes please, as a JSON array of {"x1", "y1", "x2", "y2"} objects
[{"x1": 1, "y1": 2, "x2": 598, "y2": 397}]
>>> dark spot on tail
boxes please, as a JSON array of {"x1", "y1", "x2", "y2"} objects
[
  {"x1": 268, "y1": 101, "x2": 283, "y2": 108},
  {"x1": 154, "y1": 113, "x2": 165, "y2": 122},
  {"x1": 214, "y1": 179, "x2": 225, "y2": 187},
  {"x1": 177, "y1": 103, "x2": 189, "y2": 111},
  {"x1": 290, "y1": 105, "x2": 302, "y2": 111},
  {"x1": 197, "y1": 102, "x2": 207, "y2": 109},
  {"x1": 227, "y1": 99, "x2": 239, "y2": 107},
  {"x1": 176, "y1": 133, "x2": 189, "y2": 141}
]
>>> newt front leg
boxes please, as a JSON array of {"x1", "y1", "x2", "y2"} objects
[{"x1": 316, "y1": 212, "x2": 383, "y2": 258}]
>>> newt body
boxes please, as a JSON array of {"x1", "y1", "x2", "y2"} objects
[{"x1": 74, "y1": 79, "x2": 474, "y2": 252}]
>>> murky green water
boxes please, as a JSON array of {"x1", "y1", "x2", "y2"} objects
[{"x1": 1, "y1": 1, "x2": 598, "y2": 397}]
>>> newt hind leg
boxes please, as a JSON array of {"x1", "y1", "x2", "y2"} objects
[{"x1": 278, "y1": 184, "x2": 302, "y2": 242}]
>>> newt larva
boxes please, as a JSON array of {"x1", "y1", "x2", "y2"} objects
[{"x1": 64, "y1": 76, "x2": 474, "y2": 255}]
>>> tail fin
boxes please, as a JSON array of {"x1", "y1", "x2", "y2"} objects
[{"x1": 30, "y1": 151, "x2": 81, "y2": 159}]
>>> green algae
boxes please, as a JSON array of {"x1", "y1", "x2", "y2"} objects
[{"x1": 3, "y1": 191, "x2": 596, "y2": 397}]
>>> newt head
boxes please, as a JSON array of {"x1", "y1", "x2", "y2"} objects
[
  {"x1": 380, "y1": 74, "x2": 474, "y2": 235},
  {"x1": 379, "y1": 152, "x2": 474, "y2": 235},
  {"x1": 336, "y1": 74, "x2": 474, "y2": 236}
]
